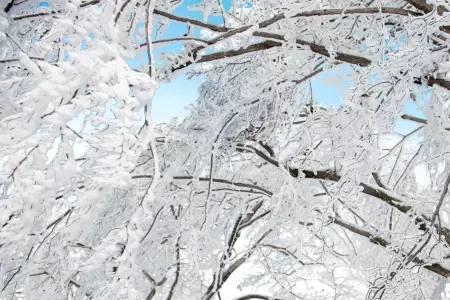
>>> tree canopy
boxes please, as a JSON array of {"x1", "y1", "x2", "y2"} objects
[{"x1": 2, "y1": 0, "x2": 450, "y2": 299}]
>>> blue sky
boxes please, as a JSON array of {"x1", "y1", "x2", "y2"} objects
[
  {"x1": 141, "y1": 1, "x2": 425, "y2": 136},
  {"x1": 37, "y1": 0, "x2": 425, "y2": 134},
  {"x1": 128, "y1": 0, "x2": 231, "y2": 123}
]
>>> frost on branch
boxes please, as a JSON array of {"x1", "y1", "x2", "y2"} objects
[{"x1": 3, "y1": 0, "x2": 450, "y2": 299}]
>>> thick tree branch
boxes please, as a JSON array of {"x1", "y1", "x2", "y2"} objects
[
  {"x1": 401, "y1": 114, "x2": 427, "y2": 124},
  {"x1": 154, "y1": 9, "x2": 229, "y2": 32},
  {"x1": 414, "y1": 75, "x2": 450, "y2": 91},
  {"x1": 242, "y1": 143, "x2": 450, "y2": 246},
  {"x1": 401, "y1": 114, "x2": 450, "y2": 131},
  {"x1": 405, "y1": 0, "x2": 450, "y2": 34},
  {"x1": 3, "y1": 0, "x2": 14, "y2": 13},
  {"x1": 157, "y1": 6, "x2": 420, "y2": 35},
  {"x1": 253, "y1": 31, "x2": 371, "y2": 66},
  {"x1": 402, "y1": 1, "x2": 450, "y2": 33},
  {"x1": 173, "y1": 176, "x2": 273, "y2": 196},
  {"x1": 171, "y1": 31, "x2": 370, "y2": 72},
  {"x1": 334, "y1": 216, "x2": 450, "y2": 278},
  {"x1": 171, "y1": 40, "x2": 282, "y2": 72},
  {"x1": 292, "y1": 7, "x2": 421, "y2": 18},
  {"x1": 168, "y1": 6, "x2": 411, "y2": 73},
  {"x1": 259, "y1": 6, "x2": 421, "y2": 28},
  {"x1": 404, "y1": 0, "x2": 433, "y2": 13},
  {"x1": 170, "y1": 6, "x2": 416, "y2": 72},
  {"x1": 404, "y1": 0, "x2": 448, "y2": 15}
]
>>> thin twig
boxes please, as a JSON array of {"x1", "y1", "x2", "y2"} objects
[
  {"x1": 8, "y1": 145, "x2": 39, "y2": 181},
  {"x1": 1, "y1": 266, "x2": 21, "y2": 292},
  {"x1": 166, "y1": 235, "x2": 181, "y2": 300},
  {"x1": 145, "y1": 0, "x2": 154, "y2": 77},
  {"x1": 392, "y1": 145, "x2": 422, "y2": 191},
  {"x1": 140, "y1": 206, "x2": 164, "y2": 243}
]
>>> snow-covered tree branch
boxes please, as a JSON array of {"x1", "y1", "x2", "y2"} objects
[{"x1": 2, "y1": 0, "x2": 450, "y2": 299}]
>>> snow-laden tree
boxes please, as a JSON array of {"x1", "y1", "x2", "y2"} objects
[
  {"x1": 2, "y1": 0, "x2": 450, "y2": 299},
  {"x1": 0, "y1": 0, "x2": 160, "y2": 298}
]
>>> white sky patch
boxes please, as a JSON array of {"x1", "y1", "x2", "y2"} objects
[{"x1": 414, "y1": 163, "x2": 431, "y2": 190}]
